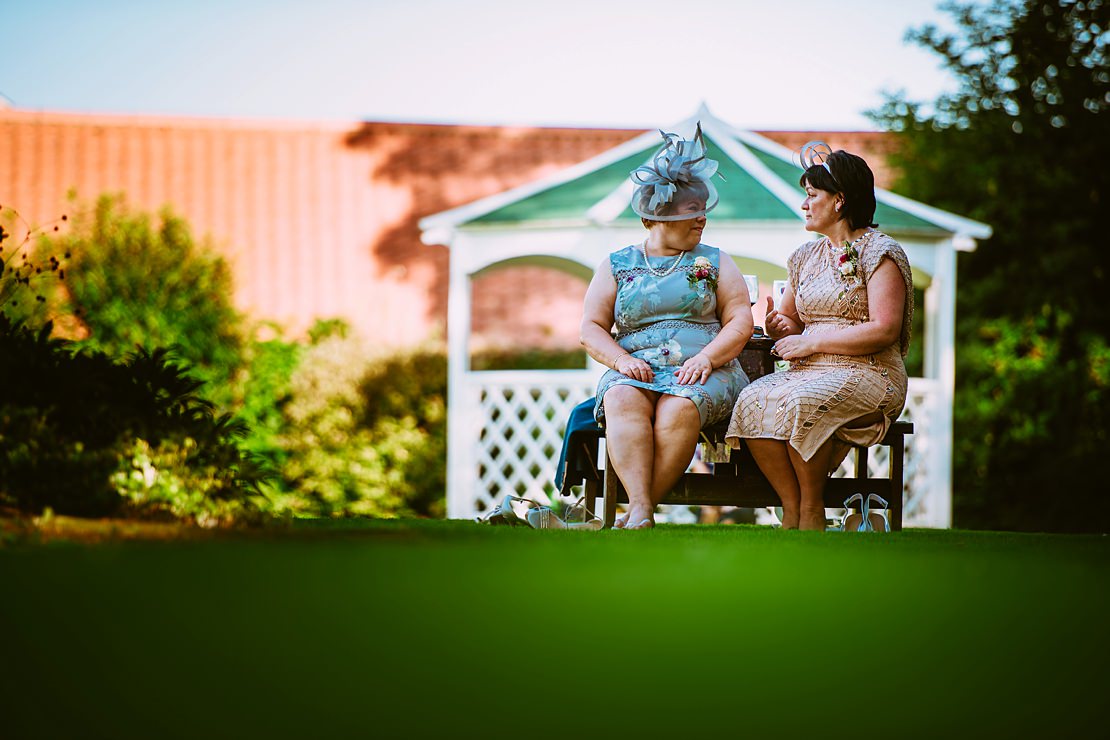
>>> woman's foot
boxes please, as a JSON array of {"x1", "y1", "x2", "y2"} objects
[
  {"x1": 799, "y1": 506, "x2": 827, "y2": 531},
  {"x1": 778, "y1": 506, "x2": 800, "y2": 530},
  {"x1": 613, "y1": 514, "x2": 630, "y2": 529},
  {"x1": 622, "y1": 505, "x2": 655, "y2": 530}
]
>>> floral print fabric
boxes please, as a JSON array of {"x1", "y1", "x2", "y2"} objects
[{"x1": 594, "y1": 244, "x2": 749, "y2": 427}]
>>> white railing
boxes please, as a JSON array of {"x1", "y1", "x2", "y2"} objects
[
  {"x1": 462, "y1": 370, "x2": 598, "y2": 516},
  {"x1": 450, "y1": 371, "x2": 946, "y2": 527}
]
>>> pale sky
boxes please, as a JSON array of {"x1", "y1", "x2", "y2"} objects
[{"x1": 1, "y1": 0, "x2": 966, "y2": 130}]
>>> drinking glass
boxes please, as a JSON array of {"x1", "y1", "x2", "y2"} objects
[
  {"x1": 743, "y1": 274, "x2": 762, "y2": 336},
  {"x1": 772, "y1": 279, "x2": 788, "y2": 310},
  {"x1": 743, "y1": 274, "x2": 759, "y2": 306}
]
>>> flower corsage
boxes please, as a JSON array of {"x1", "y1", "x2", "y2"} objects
[
  {"x1": 836, "y1": 240, "x2": 860, "y2": 277},
  {"x1": 835, "y1": 239, "x2": 862, "y2": 299},
  {"x1": 687, "y1": 256, "x2": 718, "y2": 291}
]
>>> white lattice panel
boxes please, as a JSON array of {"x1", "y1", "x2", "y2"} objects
[
  {"x1": 455, "y1": 372, "x2": 944, "y2": 527},
  {"x1": 469, "y1": 371, "x2": 597, "y2": 515}
]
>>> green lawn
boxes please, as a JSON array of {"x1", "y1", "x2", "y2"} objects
[{"x1": 1, "y1": 520, "x2": 1107, "y2": 739}]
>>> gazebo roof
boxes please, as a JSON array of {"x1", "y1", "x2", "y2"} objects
[{"x1": 421, "y1": 105, "x2": 991, "y2": 243}]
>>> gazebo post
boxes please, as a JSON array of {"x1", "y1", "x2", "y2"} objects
[
  {"x1": 446, "y1": 238, "x2": 475, "y2": 519},
  {"x1": 931, "y1": 238, "x2": 960, "y2": 528}
]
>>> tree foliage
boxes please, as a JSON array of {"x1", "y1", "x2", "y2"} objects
[
  {"x1": 0, "y1": 314, "x2": 268, "y2": 522},
  {"x1": 272, "y1": 323, "x2": 447, "y2": 519},
  {"x1": 44, "y1": 194, "x2": 244, "y2": 402},
  {"x1": 870, "y1": 0, "x2": 1108, "y2": 531}
]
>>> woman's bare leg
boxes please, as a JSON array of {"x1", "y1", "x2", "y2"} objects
[
  {"x1": 746, "y1": 439, "x2": 801, "y2": 529},
  {"x1": 622, "y1": 395, "x2": 700, "y2": 529},
  {"x1": 602, "y1": 385, "x2": 659, "y2": 528},
  {"x1": 787, "y1": 438, "x2": 837, "y2": 531}
]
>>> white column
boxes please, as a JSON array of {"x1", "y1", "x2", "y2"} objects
[
  {"x1": 923, "y1": 279, "x2": 939, "y2": 381},
  {"x1": 446, "y1": 250, "x2": 475, "y2": 520},
  {"x1": 930, "y1": 239, "x2": 957, "y2": 528}
]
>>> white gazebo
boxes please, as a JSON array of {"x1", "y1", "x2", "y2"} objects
[{"x1": 420, "y1": 105, "x2": 990, "y2": 527}]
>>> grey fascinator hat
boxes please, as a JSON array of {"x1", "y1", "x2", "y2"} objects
[{"x1": 630, "y1": 122, "x2": 721, "y2": 221}]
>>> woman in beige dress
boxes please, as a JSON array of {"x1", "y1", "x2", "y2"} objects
[{"x1": 725, "y1": 143, "x2": 913, "y2": 530}]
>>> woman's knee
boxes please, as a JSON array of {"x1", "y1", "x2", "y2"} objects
[
  {"x1": 654, "y1": 395, "x2": 700, "y2": 434},
  {"x1": 603, "y1": 385, "x2": 656, "y2": 420},
  {"x1": 843, "y1": 411, "x2": 884, "y2": 429}
]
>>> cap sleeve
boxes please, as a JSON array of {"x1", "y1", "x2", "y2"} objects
[{"x1": 861, "y1": 233, "x2": 915, "y2": 357}]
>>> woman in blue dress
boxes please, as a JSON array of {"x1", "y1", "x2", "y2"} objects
[{"x1": 579, "y1": 125, "x2": 753, "y2": 529}]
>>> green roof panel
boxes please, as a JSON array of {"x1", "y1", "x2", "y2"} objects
[
  {"x1": 469, "y1": 135, "x2": 799, "y2": 226},
  {"x1": 872, "y1": 201, "x2": 943, "y2": 232},
  {"x1": 469, "y1": 149, "x2": 651, "y2": 224},
  {"x1": 745, "y1": 143, "x2": 945, "y2": 233},
  {"x1": 466, "y1": 131, "x2": 950, "y2": 232}
]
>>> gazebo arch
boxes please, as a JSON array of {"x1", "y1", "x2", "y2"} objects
[{"x1": 421, "y1": 105, "x2": 990, "y2": 527}]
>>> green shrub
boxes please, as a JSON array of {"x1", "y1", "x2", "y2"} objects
[
  {"x1": 0, "y1": 206, "x2": 68, "y2": 328},
  {"x1": 471, "y1": 347, "x2": 586, "y2": 371},
  {"x1": 274, "y1": 326, "x2": 446, "y2": 518},
  {"x1": 39, "y1": 194, "x2": 244, "y2": 404},
  {"x1": 110, "y1": 436, "x2": 266, "y2": 526},
  {"x1": 954, "y1": 313, "x2": 1110, "y2": 531},
  {"x1": 0, "y1": 313, "x2": 268, "y2": 523},
  {"x1": 227, "y1": 323, "x2": 303, "y2": 476}
]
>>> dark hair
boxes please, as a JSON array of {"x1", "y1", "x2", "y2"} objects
[{"x1": 798, "y1": 150, "x2": 878, "y2": 230}]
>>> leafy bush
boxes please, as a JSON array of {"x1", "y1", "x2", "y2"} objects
[
  {"x1": 0, "y1": 206, "x2": 68, "y2": 326},
  {"x1": 954, "y1": 314, "x2": 1109, "y2": 531},
  {"x1": 471, "y1": 347, "x2": 587, "y2": 371},
  {"x1": 0, "y1": 313, "x2": 268, "y2": 523},
  {"x1": 226, "y1": 323, "x2": 303, "y2": 476},
  {"x1": 40, "y1": 194, "x2": 244, "y2": 404},
  {"x1": 274, "y1": 324, "x2": 447, "y2": 518}
]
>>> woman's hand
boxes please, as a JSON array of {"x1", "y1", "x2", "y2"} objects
[
  {"x1": 765, "y1": 296, "x2": 802, "y2": 339},
  {"x1": 676, "y1": 352, "x2": 713, "y2": 385},
  {"x1": 770, "y1": 334, "x2": 817, "y2": 361},
  {"x1": 614, "y1": 353, "x2": 654, "y2": 383}
]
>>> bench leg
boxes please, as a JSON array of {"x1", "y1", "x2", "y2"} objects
[
  {"x1": 602, "y1": 452, "x2": 621, "y2": 529},
  {"x1": 583, "y1": 479, "x2": 599, "y2": 524},
  {"x1": 889, "y1": 433, "x2": 905, "y2": 532}
]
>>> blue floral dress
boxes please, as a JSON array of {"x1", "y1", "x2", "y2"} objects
[{"x1": 594, "y1": 243, "x2": 750, "y2": 427}]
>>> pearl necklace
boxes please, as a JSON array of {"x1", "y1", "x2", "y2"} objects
[
  {"x1": 640, "y1": 240, "x2": 686, "y2": 277},
  {"x1": 828, "y1": 228, "x2": 872, "y2": 253}
]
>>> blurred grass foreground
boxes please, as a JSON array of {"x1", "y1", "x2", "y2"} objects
[{"x1": 1, "y1": 519, "x2": 1106, "y2": 738}]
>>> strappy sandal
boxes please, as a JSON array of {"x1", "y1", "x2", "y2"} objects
[
  {"x1": 836, "y1": 493, "x2": 866, "y2": 532},
  {"x1": 866, "y1": 494, "x2": 891, "y2": 532},
  {"x1": 475, "y1": 495, "x2": 536, "y2": 526},
  {"x1": 526, "y1": 495, "x2": 603, "y2": 530}
]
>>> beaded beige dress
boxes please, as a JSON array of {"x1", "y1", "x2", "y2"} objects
[{"x1": 725, "y1": 230, "x2": 914, "y2": 470}]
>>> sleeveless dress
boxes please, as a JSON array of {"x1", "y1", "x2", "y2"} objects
[
  {"x1": 725, "y1": 230, "x2": 914, "y2": 469},
  {"x1": 594, "y1": 243, "x2": 750, "y2": 428}
]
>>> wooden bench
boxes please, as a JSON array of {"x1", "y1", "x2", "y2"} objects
[{"x1": 558, "y1": 336, "x2": 914, "y2": 530}]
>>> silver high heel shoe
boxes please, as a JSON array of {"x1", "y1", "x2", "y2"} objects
[
  {"x1": 833, "y1": 493, "x2": 890, "y2": 532},
  {"x1": 837, "y1": 493, "x2": 866, "y2": 532},
  {"x1": 475, "y1": 495, "x2": 533, "y2": 526},
  {"x1": 526, "y1": 504, "x2": 603, "y2": 530},
  {"x1": 866, "y1": 494, "x2": 891, "y2": 532}
]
